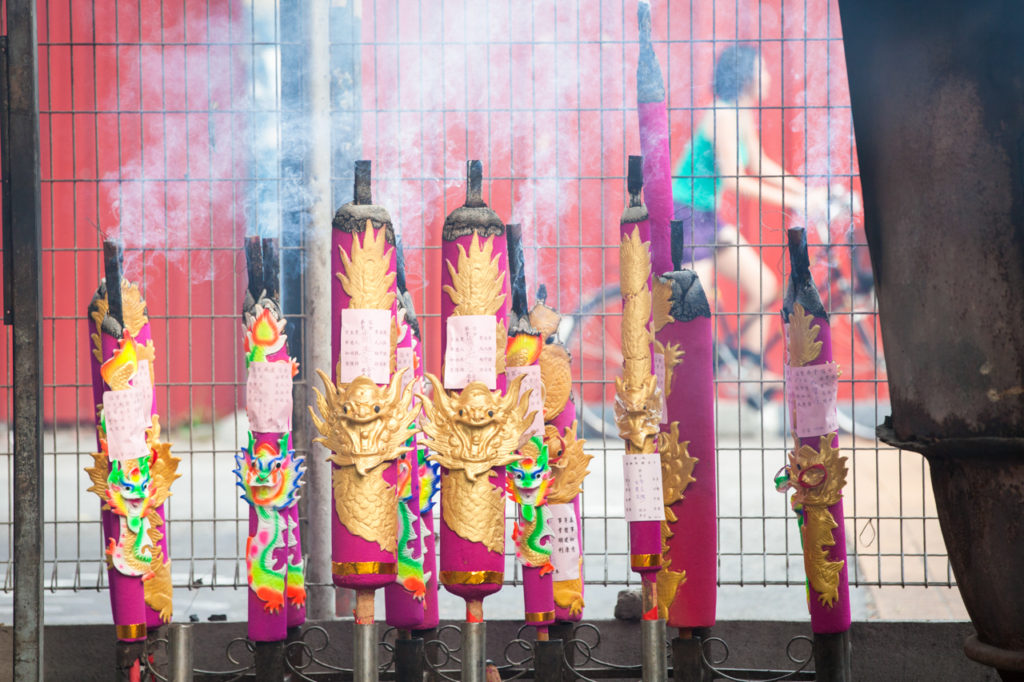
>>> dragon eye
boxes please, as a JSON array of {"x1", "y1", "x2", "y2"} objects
[
  {"x1": 459, "y1": 409, "x2": 464, "y2": 416},
  {"x1": 374, "y1": 405, "x2": 380, "y2": 413},
  {"x1": 342, "y1": 405, "x2": 348, "y2": 414},
  {"x1": 487, "y1": 410, "x2": 494, "y2": 417}
]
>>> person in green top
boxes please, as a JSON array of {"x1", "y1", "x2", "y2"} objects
[{"x1": 673, "y1": 44, "x2": 827, "y2": 358}]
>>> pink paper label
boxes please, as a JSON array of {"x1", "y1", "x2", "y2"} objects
[
  {"x1": 786, "y1": 362, "x2": 840, "y2": 437},
  {"x1": 444, "y1": 315, "x2": 496, "y2": 389},
  {"x1": 506, "y1": 364, "x2": 543, "y2": 440},
  {"x1": 246, "y1": 361, "x2": 293, "y2": 432},
  {"x1": 549, "y1": 503, "x2": 581, "y2": 580},
  {"x1": 103, "y1": 388, "x2": 151, "y2": 461},
  {"x1": 396, "y1": 346, "x2": 417, "y2": 394},
  {"x1": 654, "y1": 352, "x2": 667, "y2": 424},
  {"x1": 622, "y1": 452, "x2": 665, "y2": 522},
  {"x1": 340, "y1": 308, "x2": 392, "y2": 384},
  {"x1": 134, "y1": 359, "x2": 153, "y2": 420}
]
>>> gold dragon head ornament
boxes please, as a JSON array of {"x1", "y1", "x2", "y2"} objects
[
  {"x1": 310, "y1": 367, "x2": 420, "y2": 476},
  {"x1": 417, "y1": 372, "x2": 535, "y2": 482},
  {"x1": 787, "y1": 433, "x2": 847, "y2": 509},
  {"x1": 614, "y1": 374, "x2": 660, "y2": 453}
]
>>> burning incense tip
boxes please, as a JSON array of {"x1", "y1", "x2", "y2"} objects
[
  {"x1": 354, "y1": 160, "x2": 372, "y2": 206},
  {"x1": 103, "y1": 239, "x2": 125, "y2": 325},
  {"x1": 466, "y1": 160, "x2": 484, "y2": 206},
  {"x1": 628, "y1": 155, "x2": 644, "y2": 199}
]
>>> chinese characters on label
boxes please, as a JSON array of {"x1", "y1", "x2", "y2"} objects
[
  {"x1": 247, "y1": 361, "x2": 293, "y2": 433},
  {"x1": 396, "y1": 346, "x2": 418, "y2": 395},
  {"x1": 444, "y1": 315, "x2": 496, "y2": 389},
  {"x1": 549, "y1": 503, "x2": 581, "y2": 580},
  {"x1": 103, "y1": 388, "x2": 151, "y2": 461},
  {"x1": 654, "y1": 352, "x2": 667, "y2": 424},
  {"x1": 340, "y1": 308, "x2": 392, "y2": 384},
  {"x1": 134, "y1": 359, "x2": 154, "y2": 421},
  {"x1": 785, "y1": 361, "x2": 840, "y2": 438},
  {"x1": 506, "y1": 364, "x2": 544, "y2": 440},
  {"x1": 622, "y1": 452, "x2": 665, "y2": 522}
]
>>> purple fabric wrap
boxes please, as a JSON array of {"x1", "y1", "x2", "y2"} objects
[
  {"x1": 619, "y1": 216, "x2": 663, "y2": 577},
  {"x1": 247, "y1": 498, "x2": 286, "y2": 642},
  {"x1": 419, "y1": 512, "x2": 440, "y2": 629},
  {"x1": 384, "y1": 319, "x2": 427, "y2": 629},
  {"x1": 439, "y1": 230, "x2": 510, "y2": 603},
  {"x1": 639, "y1": 100, "x2": 674, "y2": 276},
  {"x1": 330, "y1": 228, "x2": 400, "y2": 590},
  {"x1": 794, "y1": 318, "x2": 851, "y2": 634},
  {"x1": 97, "y1": 330, "x2": 148, "y2": 641},
  {"x1": 548, "y1": 401, "x2": 585, "y2": 623},
  {"x1": 284, "y1": 505, "x2": 305, "y2": 628},
  {"x1": 523, "y1": 567, "x2": 555, "y2": 627},
  {"x1": 658, "y1": 307, "x2": 717, "y2": 628}
]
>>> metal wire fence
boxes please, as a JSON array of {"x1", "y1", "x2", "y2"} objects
[{"x1": 0, "y1": 0, "x2": 956, "y2": 622}]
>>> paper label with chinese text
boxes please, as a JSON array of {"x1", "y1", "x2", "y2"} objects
[
  {"x1": 340, "y1": 308, "x2": 392, "y2": 384},
  {"x1": 506, "y1": 364, "x2": 543, "y2": 440},
  {"x1": 396, "y1": 346, "x2": 417, "y2": 393},
  {"x1": 549, "y1": 503, "x2": 581, "y2": 580},
  {"x1": 103, "y1": 389, "x2": 151, "y2": 461},
  {"x1": 785, "y1": 362, "x2": 840, "y2": 437},
  {"x1": 247, "y1": 361, "x2": 294, "y2": 433},
  {"x1": 622, "y1": 452, "x2": 665, "y2": 522},
  {"x1": 444, "y1": 315, "x2": 496, "y2": 389},
  {"x1": 134, "y1": 359, "x2": 154, "y2": 420}
]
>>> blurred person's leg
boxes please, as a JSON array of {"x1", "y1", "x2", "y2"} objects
[{"x1": 714, "y1": 225, "x2": 778, "y2": 355}]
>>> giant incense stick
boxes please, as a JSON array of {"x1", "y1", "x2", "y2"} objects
[
  {"x1": 238, "y1": 236, "x2": 306, "y2": 643},
  {"x1": 86, "y1": 240, "x2": 179, "y2": 668},
  {"x1": 310, "y1": 161, "x2": 419, "y2": 675},
  {"x1": 652, "y1": 224, "x2": 717, "y2": 631},
  {"x1": 637, "y1": 0, "x2": 674, "y2": 276},
  {"x1": 530, "y1": 288, "x2": 592, "y2": 625},
  {"x1": 418, "y1": 161, "x2": 532, "y2": 679},
  {"x1": 504, "y1": 224, "x2": 555, "y2": 639},
  {"x1": 775, "y1": 227, "x2": 851, "y2": 636}
]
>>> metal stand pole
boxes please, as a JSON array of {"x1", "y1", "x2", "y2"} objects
[
  {"x1": 254, "y1": 641, "x2": 287, "y2": 682},
  {"x1": 534, "y1": 639, "x2": 564, "y2": 682},
  {"x1": 167, "y1": 624, "x2": 194, "y2": 682},
  {"x1": 354, "y1": 622, "x2": 378, "y2": 682},
  {"x1": 462, "y1": 621, "x2": 486, "y2": 682},
  {"x1": 395, "y1": 636, "x2": 424, "y2": 682},
  {"x1": 5, "y1": 0, "x2": 44, "y2": 678},
  {"x1": 642, "y1": 618, "x2": 668, "y2": 681},
  {"x1": 672, "y1": 635, "x2": 707, "y2": 682},
  {"x1": 414, "y1": 628, "x2": 439, "y2": 682},
  {"x1": 813, "y1": 630, "x2": 852, "y2": 682},
  {"x1": 549, "y1": 623, "x2": 575, "y2": 682}
]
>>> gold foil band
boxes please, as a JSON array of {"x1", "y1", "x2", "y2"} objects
[
  {"x1": 116, "y1": 623, "x2": 147, "y2": 640},
  {"x1": 332, "y1": 561, "x2": 397, "y2": 577},
  {"x1": 440, "y1": 570, "x2": 504, "y2": 586},
  {"x1": 630, "y1": 553, "x2": 662, "y2": 569},
  {"x1": 524, "y1": 610, "x2": 556, "y2": 623}
]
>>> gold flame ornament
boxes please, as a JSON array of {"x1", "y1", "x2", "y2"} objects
[
  {"x1": 614, "y1": 227, "x2": 660, "y2": 454},
  {"x1": 417, "y1": 373, "x2": 534, "y2": 552},
  {"x1": 787, "y1": 302, "x2": 823, "y2": 368},
  {"x1": 654, "y1": 423, "x2": 699, "y2": 618},
  {"x1": 310, "y1": 368, "x2": 419, "y2": 553},
  {"x1": 786, "y1": 434, "x2": 848, "y2": 607}
]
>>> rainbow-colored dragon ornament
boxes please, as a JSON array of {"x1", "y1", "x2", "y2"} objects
[
  {"x1": 235, "y1": 433, "x2": 306, "y2": 612},
  {"x1": 507, "y1": 437, "x2": 554, "y2": 573},
  {"x1": 395, "y1": 442, "x2": 430, "y2": 599}
]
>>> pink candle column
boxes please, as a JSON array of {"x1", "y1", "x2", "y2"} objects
[
  {"x1": 636, "y1": 0, "x2": 674, "y2": 276},
  {"x1": 413, "y1": 324, "x2": 441, "y2": 631},
  {"x1": 617, "y1": 156, "x2": 663, "y2": 617},
  {"x1": 778, "y1": 227, "x2": 851, "y2": 635},
  {"x1": 655, "y1": 266, "x2": 717, "y2": 629}
]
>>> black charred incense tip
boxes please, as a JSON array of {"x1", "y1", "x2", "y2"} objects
[
  {"x1": 245, "y1": 235, "x2": 263, "y2": 300},
  {"x1": 670, "y1": 219, "x2": 685, "y2": 271},
  {"x1": 787, "y1": 227, "x2": 810, "y2": 282},
  {"x1": 536, "y1": 284, "x2": 548, "y2": 305},
  {"x1": 663, "y1": 269, "x2": 712, "y2": 321},
  {"x1": 783, "y1": 226, "x2": 828, "y2": 321},
  {"x1": 395, "y1": 234, "x2": 408, "y2": 294},
  {"x1": 466, "y1": 160, "x2": 484, "y2": 207},
  {"x1": 261, "y1": 238, "x2": 280, "y2": 303},
  {"x1": 354, "y1": 160, "x2": 372, "y2": 206},
  {"x1": 506, "y1": 223, "x2": 528, "y2": 316},
  {"x1": 628, "y1": 155, "x2": 644, "y2": 203},
  {"x1": 103, "y1": 239, "x2": 124, "y2": 326}
]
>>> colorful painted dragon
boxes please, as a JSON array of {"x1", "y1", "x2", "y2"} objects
[
  {"x1": 507, "y1": 437, "x2": 553, "y2": 574},
  {"x1": 235, "y1": 433, "x2": 306, "y2": 613},
  {"x1": 395, "y1": 446, "x2": 430, "y2": 599}
]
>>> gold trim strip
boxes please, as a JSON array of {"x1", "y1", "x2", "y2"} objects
[
  {"x1": 332, "y1": 561, "x2": 397, "y2": 577},
  {"x1": 630, "y1": 553, "x2": 662, "y2": 569},
  {"x1": 440, "y1": 570, "x2": 504, "y2": 586},
  {"x1": 524, "y1": 610, "x2": 556, "y2": 623},
  {"x1": 115, "y1": 623, "x2": 147, "y2": 640}
]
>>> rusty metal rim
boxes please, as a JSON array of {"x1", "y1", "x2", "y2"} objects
[
  {"x1": 964, "y1": 633, "x2": 1024, "y2": 672},
  {"x1": 876, "y1": 422, "x2": 1024, "y2": 459}
]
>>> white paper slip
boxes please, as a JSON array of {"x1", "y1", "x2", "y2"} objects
[
  {"x1": 506, "y1": 364, "x2": 544, "y2": 440},
  {"x1": 339, "y1": 308, "x2": 392, "y2": 384},
  {"x1": 549, "y1": 503, "x2": 581, "y2": 580},
  {"x1": 134, "y1": 359, "x2": 154, "y2": 420},
  {"x1": 396, "y1": 346, "x2": 417, "y2": 394},
  {"x1": 654, "y1": 352, "x2": 667, "y2": 424},
  {"x1": 103, "y1": 388, "x2": 151, "y2": 461},
  {"x1": 444, "y1": 315, "x2": 497, "y2": 389},
  {"x1": 622, "y1": 452, "x2": 665, "y2": 522},
  {"x1": 247, "y1": 361, "x2": 294, "y2": 433},
  {"x1": 786, "y1": 361, "x2": 840, "y2": 438}
]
